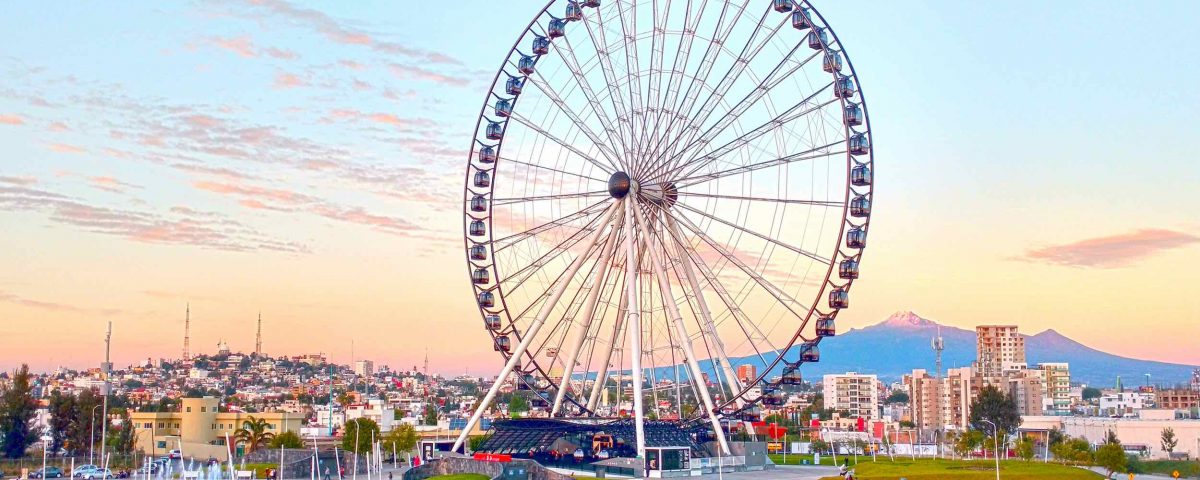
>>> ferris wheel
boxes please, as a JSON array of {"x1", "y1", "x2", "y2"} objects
[{"x1": 455, "y1": 0, "x2": 874, "y2": 456}]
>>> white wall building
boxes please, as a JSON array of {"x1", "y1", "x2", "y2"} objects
[
  {"x1": 823, "y1": 372, "x2": 880, "y2": 420},
  {"x1": 1100, "y1": 392, "x2": 1153, "y2": 416}
]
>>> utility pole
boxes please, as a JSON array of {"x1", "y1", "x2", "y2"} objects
[
  {"x1": 100, "y1": 322, "x2": 112, "y2": 469},
  {"x1": 931, "y1": 326, "x2": 944, "y2": 457}
]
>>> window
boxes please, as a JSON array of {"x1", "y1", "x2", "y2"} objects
[
  {"x1": 212, "y1": 424, "x2": 217, "y2": 430},
  {"x1": 186, "y1": 407, "x2": 192, "y2": 413},
  {"x1": 201, "y1": 407, "x2": 207, "y2": 412},
  {"x1": 158, "y1": 422, "x2": 165, "y2": 429}
]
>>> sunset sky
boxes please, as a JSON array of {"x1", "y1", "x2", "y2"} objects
[{"x1": 2, "y1": 1, "x2": 1198, "y2": 375}]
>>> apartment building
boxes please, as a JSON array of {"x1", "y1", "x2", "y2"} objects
[
  {"x1": 975, "y1": 325, "x2": 1025, "y2": 378},
  {"x1": 823, "y1": 372, "x2": 880, "y2": 420}
]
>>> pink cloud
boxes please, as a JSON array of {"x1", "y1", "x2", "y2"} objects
[
  {"x1": 0, "y1": 114, "x2": 25, "y2": 125},
  {"x1": 0, "y1": 176, "x2": 37, "y2": 186},
  {"x1": 48, "y1": 121, "x2": 70, "y2": 132},
  {"x1": 387, "y1": 63, "x2": 471, "y2": 87},
  {"x1": 273, "y1": 72, "x2": 308, "y2": 89},
  {"x1": 89, "y1": 176, "x2": 141, "y2": 193},
  {"x1": 193, "y1": 180, "x2": 318, "y2": 205},
  {"x1": 48, "y1": 143, "x2": 87, "y2": 154},
  {"x1": 264, "y1": 47, "x2": 298, "y2": 60},
  {"x1": 339, "y1": 59, "x2": 367, "y2": 71},
  {"x1": 1019, "y1": 228, "x2": 1200, "y2": 268},
  {"x1": 0, "y1": 290, "x2": 123, "y2": 316},
  {"x1": 211, "y1": 35, "x2": 256, "y2": 58}
]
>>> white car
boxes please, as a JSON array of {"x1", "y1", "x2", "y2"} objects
[
  {"x1": 72, "y1": 467, "x2": 99, "y2": 478},
  {"x1": 80, "y1": 469, "x2": 111, "y2": 480}
]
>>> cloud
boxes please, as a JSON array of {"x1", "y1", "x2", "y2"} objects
[
  {"x1": 48, "y1": 143, "x2": 87, "y2": 154},
  {"x1": 1018, "y1": 228, "x2": 1200, "y2": 268},
  {"x1": 264, "y1": 47, "x2": 297, "y2": 60},
  {"x1": 387, "y1": 63, "x2": 471, "y2": 87},
  {"x1": 0, "y1": 290, "x2": 123, "y2": 316},
  {"x1": 48, "y1": 121, "x2": 70, "y2": 132},
  {"x1": 89, "y1": 176, "x2": 142, "y2": 193},
  {"x1": 210, "y1": 35, "x2": 257, "y2": 58},
  {"x1": 193, "y1": 180, "x2": 318, "y2": 206},
  {"x1": 0, "y1": 114, "x2": 25, "y2": 125},
  {"x1": 273, "y1": 72, "x2": 308, "y2": 89},
  {"x1": 228, "y1": 0, "x2": 464, "y2": 66},
  {"x1": 0, "y1": 183, "x2": 308, "y2": 253},
  {"x1": 0, "y1": 176, "x2": 37, "y2": 186}
]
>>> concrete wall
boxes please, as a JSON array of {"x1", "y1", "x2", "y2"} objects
[{"x1": 403, "y1": 458, "x2": 571, "y2": 480}]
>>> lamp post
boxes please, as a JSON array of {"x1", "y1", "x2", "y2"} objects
[
  {"x1": 981, "y1": 419, "x2": 999, "y2": 480},
  {"x1": 91, "y1": 404, "x2": 103, "y2": 465},
  {"x1": 42, "y1": 435, "x2": 53, "y2": 479}
]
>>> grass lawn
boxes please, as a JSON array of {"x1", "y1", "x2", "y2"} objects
[
  {"x1": 768, "y1": 453, "x2": 842, "y2": 466},
  {"x1": 426, "y1": 474, "x2": 491, "y2": 480},
  {"x1": 812, "y1": 458, "x2": 1104, "y2": 480}
]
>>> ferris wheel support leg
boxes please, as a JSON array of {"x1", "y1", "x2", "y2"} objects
[
  {"x1": 552, "y1": 209, "x2": 623, "y2": 416},
  {"x1": 634, "y1": 206, "x2": 732, "y2": 456},
  {"x1": 665, "y1": 216, "x2": 752, "y2": 432},
  {"x1": 585, "y1": 286, "x2": 628, "y2": 412},
  {"x1": 622, "y1": 196, "x2": 648, "y2": 459},
  {"x1": 451, "y1": 202, "x2": 620, "y2": 454}
]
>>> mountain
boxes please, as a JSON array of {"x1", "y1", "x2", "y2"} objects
[{"x1": 728, "y1": 311, "x2": 1197, "y2": 386}]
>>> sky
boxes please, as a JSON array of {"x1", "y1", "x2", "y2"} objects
[{"x1": 1, "y1": 1, "x2": 1198, "y2": 375}]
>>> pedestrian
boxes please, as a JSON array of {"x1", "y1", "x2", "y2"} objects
[{"x1": 388, "y1": 473, "x2": 393, "y2": 480}]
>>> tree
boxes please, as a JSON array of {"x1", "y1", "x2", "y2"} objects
[
  {"x1": 1103, "y1": 429, "x2": 1119, "y2": 446},
  {"x1": 885, "y1": 390, "x2": 909, "y2": 405},
  {"x1": 1047, "y1": 427, "x2": 1065, "y2": 448},
  {"x1": 1051, "y1": 437, "x2": 1093, "y2": 464},
  {"x1": 1015, "y1": 435, "x2": 1035, "y2": 461},
  {"x1": 507, "y1": 395, "x2": 529, "y2": 418},
  {"x1": 1095, "y1": 442, "x2": 1127, "y2": 478},
  {"x1": 1082, "y1": 387, "x2": 1102, "y2": 401},
  {"x1": 0, "y1": 364, "x2": 39, "y2": 458},
  {"x1": 341, "y1": 418, "x2": 379, "y2": 454},
  {"x1": 234, "y1": 416, "x2": 276, "y2": 454},
  {"x1": 268, "y1": 431, "x2": 304, "y2": 449},
  {"x1": 954, "y1": 430, "x2": 985, "y2": 458},
  {"x1": 969, "y1": 385, "x2": 1021, "y2": 436},
  {"x1": 422, "y1": 403, "x2": 438, "y2": 425},
  {"x1": 809, "y1": 439, "x2": 830, "y2": 454},
  {"x1": 1160, "y1": 427, "x2": 1177, "y2": 454},
  {"x1": 899, "y1": 420, "x2": 916, "y2": 429},
  {"x1": 71, "y1": 389, "x2": 103, "y2": 458},
  {"x1": 468, "y1": 434, "x2": 491, "y2": 452},
  {"x1": 381, "y1": 424, "x2": 417, "y2": 454},
  {"x1": 109, "y1": 409, "x2": 136, "y2": 455},
  {"x1": 47, "y1": 391, "x2": 76, "y2": 454}
]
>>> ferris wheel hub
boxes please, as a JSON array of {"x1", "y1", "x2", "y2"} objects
[{"x1": 608, "y1": 171, "x2": 632, "y2": 199}]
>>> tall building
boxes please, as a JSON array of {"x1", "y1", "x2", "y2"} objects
[
  {"x1": 904, "y1": 366, "x2": 980, "y2": 433},
  {"x1": 355, "y1": 360, "x2": 374, "y2": 376},
  {"x1": 736, "y1": 364, "x2": 757, "y2": 384},
  {"x1": 975, "y1": 325, "x2": 1025, "y2": 378},
  {"x1": 1038, "y1": 362, "x2": 1071, "y2": 414},
  {"x1": 1006, "y1": 368, "x2": 1045, "y2": 416},
  {"x1": 823, "y1": 372, "x2": 880, "y2": 420}
]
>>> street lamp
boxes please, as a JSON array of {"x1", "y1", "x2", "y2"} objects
[
  {"x1": 981, "y1": 419, "x2": 999, "y2": 480},
  {"x1": 42, "y1": 435, "x2": 53, "y2": 479},
  {"x1": 90, "y1": 404, "x2": 103, "y2": 465}
]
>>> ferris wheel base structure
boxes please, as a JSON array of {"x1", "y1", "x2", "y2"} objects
[{"x1": 455, "y1": 0, "x2": 875, "y2": 459}]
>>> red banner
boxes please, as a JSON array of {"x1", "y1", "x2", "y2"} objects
[{"x1": 473, "y1": 453, "x2": 512, "y2": 463}]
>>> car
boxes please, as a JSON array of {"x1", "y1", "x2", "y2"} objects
[
  {"x1": 137, "y1": 463, "x2": 160, "y2": 475},
  {"x1": 31, "y1": 467, "x2": 64, "y2": 478},
  {"x1": 80, "y1": 469, "x2": 111, "y2": 480},
  {"x1": 168, "y1": 450, "x2": 181, "y2": 459},
  {"x1": 72, "y1": 467, "x2": 99, "y2": 478}
]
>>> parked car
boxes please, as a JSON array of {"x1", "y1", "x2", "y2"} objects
[
  {"x1": 138, "y1": 463, "x2": 160, "y2": 475},
  {"x1": 168, "y1": 450, "x2": 182, "y2": 459},
  {"x1": 79, "y1": 469, "x2": 111, "y2": 480},
  {"x1": 31, "y1": 467, "x2": 64, "y2": 478},
  {"x1": 72, "y1": 467, "x2": 99, "y2": 478}
]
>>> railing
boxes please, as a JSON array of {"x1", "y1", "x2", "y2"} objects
[{"x1": 693, "y1": 456, "x2": 745, "y2": 469}]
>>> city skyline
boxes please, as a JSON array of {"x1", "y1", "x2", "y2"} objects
[{"x1": 2, "y1": 1, "x2": 1199, "y2": 374}]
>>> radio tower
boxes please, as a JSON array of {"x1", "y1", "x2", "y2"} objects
[
  {"x1": 183, "y1": 303, "x2": 191, "y2": 361},
  {"x1": 255, "y1": 312, "x2": 262, "y2": 356},
  {"x1": 931, "y1": 326, "x2": 945, "y2": 454}
]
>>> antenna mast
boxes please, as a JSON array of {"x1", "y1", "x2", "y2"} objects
[
  {"x1": 255, "y1": 312, "x2": 262, "y2": 356},
  {"x1": 183, "y1": 303, "x2": 191, "y2": 361},
  {"x1": 931, "y1": 325, "x2": 945, "y2": 453}
]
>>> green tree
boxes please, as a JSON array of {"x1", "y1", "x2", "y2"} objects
[
  {"x1": 468, "y1": 434, "x2": 492, "y2": 452},
  {"x1": 1015, "y1": 435, "x2": 1035, "y2": 461},
  {"x1": 381, "y1": 424, "x2": 418, "y2": 454},
  {"x1": 1095, "y1": 442, "x2": 1127, "y2": 478},
  {"x1": 969, "y1": 385, "x2": 1021, "y2": 437},
  {"x1": 109, "y1": 409, "x2": 136, "y2": 455},
  {"x1": 422, "y1": 403, "x2": 438, "y2": 425},
  {"x1": 1047, "y1": 427, "x2": 1065, "y2": 448},
  {"x1": 809, "y1": 439, "x2": 830, "y2": 454},
  {"x1": 267, "y1": 431, "x2": 304, "y2": 449},
  {"x1": 341, "y1": 418, "x2": 380, "y2": 454},
  {"x1": 71, "y1": 389, "x2": 103, "y2": 458},
  {"x1": 954, "y1": 430, "x2": 985, "y2": 458},
  {"x1": 47, "y1": 391, "x2": 76, "y2": 454},
  {"x1": 0, "y1": 364, "x2": 39, "y2": 458},
  {"x1": 1103, "y1": 429, "x2": 1119, "y2": 446},
  {"x1": 234, "y1": 416, "x2": 276, "y2": 454},
  {"x1": 507, "y1": 394, "x2": 529, "y2": 417},
  {"x1": 884, "y1": 390, "x2": 909, "y2": 404},
  {"x1": 1082, "y1": 387, "x2": 1102, "y2": 401},
  {"x1": 1159, "y1": 427, "x2": 1177, "y2": 454},
  {"x1": 1051, "y1": 437, "x2": 1093, "y2": 464}
]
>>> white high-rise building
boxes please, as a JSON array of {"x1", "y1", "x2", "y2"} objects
[
  {"x1": 1038, "y1": 362, "x2": 1071, "y2": 414},
  {"x1": 354, "y1": 359, "x2": 374, "y2": 377},
  {"x1": 975, "y1": 325, "x2": 1025, "y2": 378},
  {"x1": 823, "y1": 372, "x2": 880, "y2": 420}
]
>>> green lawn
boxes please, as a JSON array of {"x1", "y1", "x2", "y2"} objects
[
  {"x1": 426, "y1": 474, "x2": 491, "y2": 480},
  {"x1": 1132, "y1": 459, "x2": 1200, "y2": 478},
  {"x1": 811, "y1": 458, "x2": 1103, "y2": 480},
  {"x1": 768, "y1": 453, "x2": 842, "y2": 466}
]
